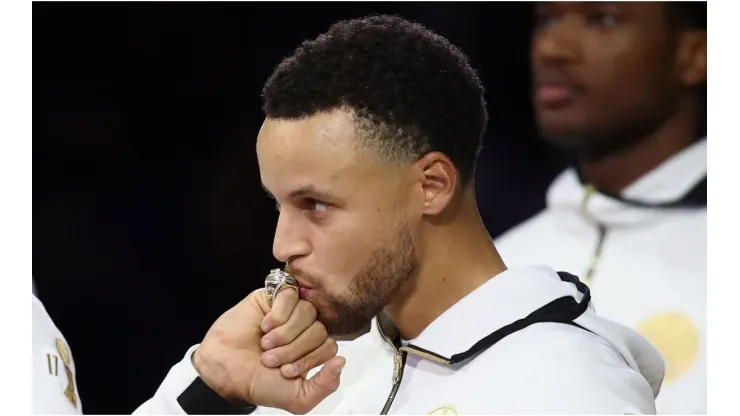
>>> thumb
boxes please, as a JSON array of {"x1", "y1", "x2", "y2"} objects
[{"x1": 295, "y1": 356, "x2": 346, "y2": 412}]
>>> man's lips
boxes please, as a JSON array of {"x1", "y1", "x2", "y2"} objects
[
  {"x1": 535, "y1": 83, "x2": 577, "y2": 105},
  {"x1": 291, "y1": 276, "x2": 314, "y2": 296},
  {"x1": 293, "y1": 277, "x2": 314, "y2": 290},
  {"x1": 533, "y1": 69, "x2": 583, "y2": 108},
  {"x1": 299, "y1": 287, "x2": 313, "y2": 299},
  {"x1": 283, "y1": 267, "x2": 316, "y2": 297}
]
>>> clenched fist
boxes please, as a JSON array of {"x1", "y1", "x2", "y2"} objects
[{"x1": 192, "y1": 288, "x2": 345, "y2": 414}]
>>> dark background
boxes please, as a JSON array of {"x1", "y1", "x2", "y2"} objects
[{"x1": 33, "y1": 2, "x2": 569, "y2": 413}]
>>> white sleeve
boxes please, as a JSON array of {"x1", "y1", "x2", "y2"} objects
[
  {"x1": 133, "y1": 345, "x2": 289, "y2": 415},
  {"x1": 33, "y1": 292, "x2": 287, "y2": 415},
  {"x1": 495, "y1": 342, "x2": 657, "y2": 415},
  {"x1": 32, "y1": 295, "x2": 83, "y2": 415}
]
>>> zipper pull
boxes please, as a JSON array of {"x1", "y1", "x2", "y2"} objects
[
  {"x1": 392, "y1": 352, "x2": 403, "y2": 384},
  {"x1": 581, "y1": 183, "x2": 596, "y2": 214}
]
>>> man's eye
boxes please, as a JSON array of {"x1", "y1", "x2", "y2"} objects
[
  {"x1": 535, "y1": 12, "x2": 558, "y2": 30},
  {"x1": 588, "y1": 11, "x2": 618, "y2": 28},
  {"x1": 308, "y1": 199, "x2": 331, "y2": 213}
]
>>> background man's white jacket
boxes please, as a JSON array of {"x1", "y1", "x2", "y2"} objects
[
  {"x1": 495, "y1": 140, "x2": 706, "y2": 414},
  {"x1": 136, "y1": 266, "x2": 665, "y2": 415}
]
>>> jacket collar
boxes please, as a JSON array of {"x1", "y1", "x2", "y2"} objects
[
  {"x1": 547, "y1": 139, "x2": 707, "y2": 227},
  {"x1": 371, "y1": 266, "x2": 590, "y2": 365}
]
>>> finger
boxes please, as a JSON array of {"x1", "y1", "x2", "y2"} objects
[
  {"x1": 292, "y1": 356, "x2": 345, "y2": 413},
  {"x1": 261, "y1": 319, "x2": 327, "y2": 369},
  {"x1": 262, "y1": 300, "x2": 317, "y2": 350},
  {"x1": 261, "y1": 286, "x2": 299, "y2": 333},
  {"x1": 281, "y1": 337, "x2": 338, "y2": 378}
]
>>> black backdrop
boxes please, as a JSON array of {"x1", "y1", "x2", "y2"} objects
[{"x1": 33, "y1": 2, "x2": 569, "y2": 413}]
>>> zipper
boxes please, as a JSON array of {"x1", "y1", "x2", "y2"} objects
[
  {"x1": 377, "y1": 320, "x2": 407, "y2": 415},
  {"x1": 580, "y1": 184, "x2": 608, "y2": 285}
]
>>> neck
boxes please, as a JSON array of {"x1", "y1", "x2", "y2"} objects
[
  {"x1": 384, "y1": 189, "x2": 507, "y2": 340},
  {"x1": 579, "y1": 105, "x2": 697, "y2": 194}
]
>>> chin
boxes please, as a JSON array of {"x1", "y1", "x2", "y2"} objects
[{"x1": 539, "y1": 129, "x2": 588, "y2": 152}]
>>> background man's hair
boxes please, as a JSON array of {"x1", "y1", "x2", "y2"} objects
[
  {"x1": 262, "y1": 15, "x2": 488, "y2": 184},
  {"x1": 669, "y1": 2, "x2": 707, "y2": 30}
]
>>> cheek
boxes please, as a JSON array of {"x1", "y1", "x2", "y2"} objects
[
  {"x1": 583, "y1": 38, "x2": 669, "y2": 104},
  {"x1": 311, "y1": 211, "x2": 389, "y2": 279}
]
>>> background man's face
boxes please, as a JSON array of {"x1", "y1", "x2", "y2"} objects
[
  {"x1": 531, "y1": 2, "x2": 688, "y2": 159},
  {"x1": 257, "y1": 109, "x2": 420, "y2": 335}
]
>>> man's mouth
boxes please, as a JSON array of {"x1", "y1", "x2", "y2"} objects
[
  {"x1": 535, "y1": 83, "x2": 578, "y2": 106},
  {"x1": 533, "y1": 68, "x2": 583, "y2": 108},
  {"x1": 299, "y1": 286, "x2": 314, "y2": 299}
]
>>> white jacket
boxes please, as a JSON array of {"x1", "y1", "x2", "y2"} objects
[
  {"x1": 136, "y1": 266, "x2": 664, "y2": 415},
  {"x1": 494, "y1": 140, "x2": 707, "y2": 414},
  {"x1": 32, "y1": 293, "x2": 83, "y2": 414}
]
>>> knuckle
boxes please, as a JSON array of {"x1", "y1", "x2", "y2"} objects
[
  {"x1": 280, "y1": 287, "x2": 299, "y2": 302},
  {"x1": 297, "y1": 350, "x2": 320, "y2": 371},
  {"x1": 328, "y1": 339, "x2": 338, "y2": 356},
  {"x1": 268, "y1": 327, "x2": 288, "y2": 345},
  {"x1": 296, "y1": 357, "x2": 315, "y2": 375},
  {"x1": 267, "y1": 311, "x2": 286, "y2": 327},
  {"x1": 315, "y1": 340, "x2": 335, "y2": 360},
  {"x1": 273, "y1": 292, "x2": 297, "y2": 314},
  {"x1": 264, "y1": 314, "x2": 279, "y2": 328},
  {"x1": 273, "y1": 346, "x2": 296, "y2": 364},
  {"x1": 313, "y1": 321, "x2": 328, "y2": 339},
  {"x1": 297, "y1": 299, "x2": 317, "y2": 316}
]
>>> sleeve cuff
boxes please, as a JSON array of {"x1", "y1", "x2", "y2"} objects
[{"x1": 158, "y1": 345, "x2": 257, "y2": 415}]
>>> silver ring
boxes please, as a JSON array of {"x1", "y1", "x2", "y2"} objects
[{"x1": 265, "y1": 269, "x2": 299, "y2": 307}]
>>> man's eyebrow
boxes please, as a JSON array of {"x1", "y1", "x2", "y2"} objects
[
  {"x1": 261, "y1": 183, "x2": 339, "y2": 202},
  {"x1": 289, "y1": 185, "x2": 340, "y2": 201}
]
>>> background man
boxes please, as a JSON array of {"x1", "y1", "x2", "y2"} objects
[{"x1": 495, "y1": 3, "x2": 707, "y2": 413}]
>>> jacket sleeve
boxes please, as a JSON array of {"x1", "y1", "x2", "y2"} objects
[
  {"x1": 32, "y1": 295, "x2": 84, "y2": 415},
  {"x1": 494, "y1": 340, "x2": 658, "y2": 414},
  {"x1": 133, "y1": 345, "x2": 285, "y2": 415}
]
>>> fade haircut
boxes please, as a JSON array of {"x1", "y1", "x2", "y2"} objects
[{"x1": 262, "y1": 15, "x2": 488, "y2": 184}]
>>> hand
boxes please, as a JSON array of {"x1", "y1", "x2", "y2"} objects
[
  {"x1": 259, "y1": 289, "x2": 339, "y2": 379},
  {"x1": 193, "y1": 288, "x2": 345, "y2": 414}
]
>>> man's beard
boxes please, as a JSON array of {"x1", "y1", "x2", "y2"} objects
[
  {"x1": 318, "y1": 225, "x2": 419, "y2": 337},
  {"x1": 540, "y1": 113, "x2": 667, "y2": 162}
]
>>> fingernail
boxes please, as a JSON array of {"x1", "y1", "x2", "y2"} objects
[
  {"x1": 261, "y1": 321, "x2": 272, "y2": 333},
  {"x1": 263, "y1": 354, "x2": 278, "y2": 367},
  {"x1": 262, "y1": 337, "x2": 274, "y2": 350},
  {"x1": 284, "y1": 363, "x2": 298, "y2": 377},
  {"x1": 262, "y1": 338, "x2": 275, "y2": 350}
]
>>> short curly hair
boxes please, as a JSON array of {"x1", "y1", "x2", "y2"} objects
[
  {"x1": 262, "y1": 15, "x2": 488, "y2": 184},
  {"x1": 670, "y1": 2, "x2": 706, "y2": 30}
]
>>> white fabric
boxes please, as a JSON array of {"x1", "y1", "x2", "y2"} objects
[
  {"x1": 143, "y1": 266, "x2": 664, "y2": 414},
  {"x1": 133, "y1": 346, "x2": 200, "y2": 415},
  {"x1": 32, "y1": 294, "x2": 83, "y2": 415},
  {"x1": 32, "y1": 290, "x2": 196, "y2": 415},
  {"x1": 495, "y1": 140, "x2": 707, "y2": 414}
]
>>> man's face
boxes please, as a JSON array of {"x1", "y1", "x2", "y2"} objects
[
  {"x1": 531, "y1": 2, "x2": 691, "y2": 159},
  {"x1": 257, "y1": 109, "x2": 420, "y2": 336}
]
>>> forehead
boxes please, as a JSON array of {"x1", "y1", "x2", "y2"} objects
[
  {"x1": 256, "y1": 110, "x2": 387, "y2": 196},
  {"x1": 538, "y1": 2, "x2": 667, "y2": 21},
  {"x1": 257, "y1": 110, "x2": 357, "y2": 166}
]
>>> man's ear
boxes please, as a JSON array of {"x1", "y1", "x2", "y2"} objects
[
  {"x1": 413, "y1": 152, "x2": 458, "y2": 215},
  {"x1": 676, "y1": 30, "x2": 706, "y2": 87}
]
